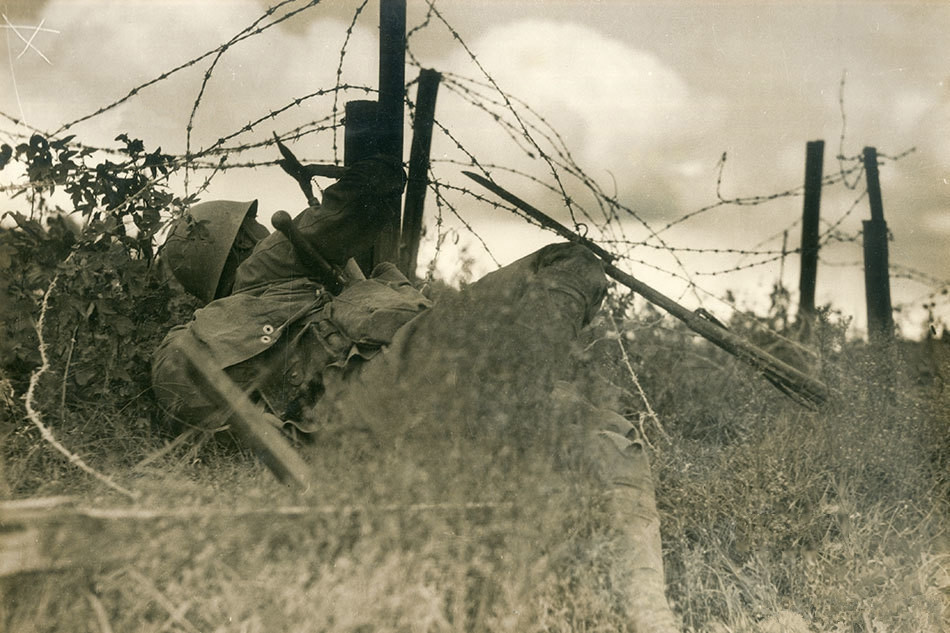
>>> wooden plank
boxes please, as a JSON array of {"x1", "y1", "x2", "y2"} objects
[
  {"x1": 399, "y1": 68, "x2": 441, "y2": 279},
  {"x1": 178, "y1": 345, "x2": 314, "y2": 491}
]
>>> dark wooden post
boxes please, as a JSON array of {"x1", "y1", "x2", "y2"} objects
[
  {"x1": 344, "y1": 100, "x2": 380, "y2": 273},
  {"x1": 344, "y1": 100, "x2": 379, "y2": 164},
  {"x1": 861, "y1": 146, "x2": 894, "y2": 342},
  {"x1": 378, "y1": 0, "x2": 406, "y2": 160},
  {"x1": 373, "y1": 0, "x2": 407, "y2": 267},
  {"x1": 797, "y1": 140, "x2": 824, "y2": 325},
  {"x1": 399, "y1": 68, "x2": 441, "y2": 280}
]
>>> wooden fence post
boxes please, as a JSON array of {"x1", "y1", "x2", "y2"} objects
[
  {"x1": 344, "y1": 99, "x2": 380, "y2": 273},
  {"x1": 373, "y1": 0, "x2": 407, "y2": 268},
  {"x1": 377, "y1": 0, "x2": 406, "y2": 161},
  {"x1": 343, "y1": 100, "x2": 379, "y2": 164},
  {"x1": 399, "y1": 68, "x2": 441, "y2": 280},
  {"x1": 861, "y1": 146, "x2": 894, "y2": 342},
  {"x1": 797, "y1": 140, "x2": 824, "y2": 327},
  {"x1": 340, "y1": 0, "x2": 406, "y2": 274}
]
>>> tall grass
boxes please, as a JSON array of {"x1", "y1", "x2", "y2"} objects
[{"x1": 1, "y1": 297, "x2": 947, "y2": 632}]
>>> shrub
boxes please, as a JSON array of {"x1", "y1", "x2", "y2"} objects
[{"x1": 1, "y1": 133, "x2": 198, "y2": 494}]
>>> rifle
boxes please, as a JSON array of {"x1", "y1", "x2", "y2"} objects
[
  {"x1": 271, "y1": 210, "x2": 348, "y2": 294},
  {"x1": 270, "y1": 139, "x2": 365, "y2": 293},
  {"x1": 463, "y1": 171, "x2": 830, "y2": 409}
]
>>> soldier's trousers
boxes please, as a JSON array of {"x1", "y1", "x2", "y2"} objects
[
  {"x1": 309, "y1": 241, "x2": 643, "y2": 470},
  {"x1": 310, "y1": 243, "x2": 667, "y2": 624}
]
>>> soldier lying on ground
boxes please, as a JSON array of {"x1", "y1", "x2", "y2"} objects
[
  {"x1": 151, "y1": 155, "x2": 676, "y2": 628},
  {"x1": 152, "y1": 155, "x2": 631, "y2": 447}
]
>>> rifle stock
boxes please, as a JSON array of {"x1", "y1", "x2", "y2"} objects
[{"x1": 462, "y1": 171, "x2": 829, "y2": 409}]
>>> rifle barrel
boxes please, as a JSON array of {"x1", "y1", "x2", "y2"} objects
[{"x1": 462, "y1": 171, "x2": 829, "y2": 408}]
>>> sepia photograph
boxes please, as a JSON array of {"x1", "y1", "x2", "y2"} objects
[{"x1": 1, "y1": 1, "x2": 947, "y2": 631}]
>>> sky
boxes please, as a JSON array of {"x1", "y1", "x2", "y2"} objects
[{"x1": 1, "y1": 0, "x2": 948, "y2": 336}]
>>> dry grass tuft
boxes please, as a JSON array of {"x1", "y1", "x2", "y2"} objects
[{"x1": 2, "y1": 309, "x2": 948, "y2": 632}]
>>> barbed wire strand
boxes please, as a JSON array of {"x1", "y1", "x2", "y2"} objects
[
  {"x1": 606, "y1": 312, "x2": 669, "y2": 450},
  {"x1": 436, "y1": 73, "x2": 626, "y2": 237},
  {"x1": 424, "y1": 1, "x2": 588, "y2": 234},
  {"x1": 429, "y1": 177, "x2": 501, "y2": 268},
  {"x1": 53, "y1": 0, "x2": 324, "y2": 137},
  {"x1": 738, "y1": 217, "x2": 803, "y2": 265},
  {"x1": 0, "y1": 108, "x2": 351, "y2": 198},
  {"x1": 816, "y1": 188, "x2": 869, "y2": 246},
  {"x1": 330, "y1": 0, "x2": 371, "y2": 163},
  {"x1": 431, "y1": 71, "x2": 704, "y2": 304},
  {"x1": 652, "y1": 154, "x2": 865, "y2": 239},
  {"x1": 423, "y1": 175, "x2": 450, "y2": 282},
  {"x1": 189, "y1": 84, "x2": 372, "y2": 160},
  {"x1": 836, "y1": 70, "x2": 864, "y2": 191},
  {"x1": 404, "y1": 3, "x2": 436, "y2": 70},
  {"x1": 186, "y1": 115, "x2": 341, "y2": 160},
  {"x1": 183, "y1": 0, "x2": 325, "y2": 195},
  {"x1": 0, "y1": 112, "x2": 127, "y2": 159}
]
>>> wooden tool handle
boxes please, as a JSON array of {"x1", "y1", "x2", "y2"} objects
[{"x1": 271, "y1": 210, "x2": 346, "y2": 294}]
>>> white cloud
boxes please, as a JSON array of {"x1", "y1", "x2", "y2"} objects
[
  {"x1": 452, "y1": 20, "x2": 694, "y2": 166},
  {"x1": 0, "y1": 0, "x2": 386, "y2": 218},
  {"x1": 892, "y1": 89, "x2": 934, "y2": 132},
  {"x1": 2, "y1": 0, "x2": 379, "y2": 153}
]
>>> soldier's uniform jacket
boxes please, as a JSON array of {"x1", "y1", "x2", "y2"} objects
[
  {"x1": 153, "y1": 262, "x2": 431, "y2": 432},
  {"x1": 152, "y1": 157, "x2": 431, "y2": 431}
]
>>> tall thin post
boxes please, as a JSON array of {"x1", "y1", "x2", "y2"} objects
[
  {"x1": 373, "y1": 0, "x2": 407, "y2": 267},
  {"x1": 399, "y1": 68, "x2": 441, "y2": 280},
  {"x1": 797, "y1": 140, "x2": 824, "y2": 324},
  {"x1": 378, "y1": 0, "x2": 406, "y2": 160},
  {"x1": 344, "y1": 100, "x2": 380, "y2": 273},
  {"x1": 861, "y1": 146, "x2": 893, "y2": 342},
  {"x1": 343, "y1": 100, "x2": 379, "y2": 164}
]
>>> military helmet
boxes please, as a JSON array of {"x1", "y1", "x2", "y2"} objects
[{"x1": 163, "y1": 200, "x2": 265, "y2": 303}]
